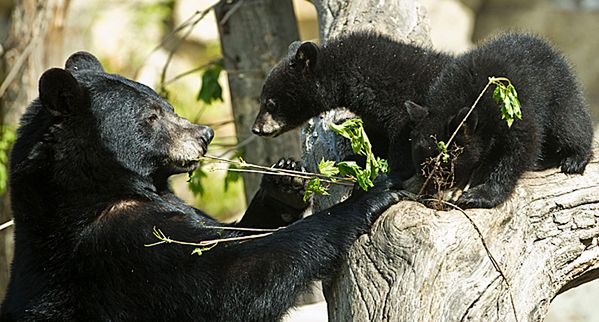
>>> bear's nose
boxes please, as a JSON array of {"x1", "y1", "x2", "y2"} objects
[
  {"x1": 201, "y1": 126, "x2": 214, "y2": 143},
  {"x1": 251, "y1": 124, "x2": 262, "y2": 135}
]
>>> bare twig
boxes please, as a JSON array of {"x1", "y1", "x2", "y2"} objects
[
  {"x1": 215, "y1": 135, "x2": 256, "y2": 158},
  {"x1": 162, "y1": 60, "x2": 221, "y2": 86},
  {"x1": 144, "y1": 226, "x2": 274, "y2": 248},
  {"x1": 203, "y1": 225, "x2": 280, "y2": 232},
  {"x1": 0, "y1": 219, "x2": 14, "y2": 231},
  {"x1": 0, "y1": 32, "x2": 40, "y2": 97},
  {"x1": 218, "y1": 0, "x2": 244, "y2": 26},
  {"x1": 158, "y1": 3, "x2": 219, "y2": 94}
]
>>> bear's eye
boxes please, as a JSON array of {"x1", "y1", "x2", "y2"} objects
[{"x1": 147, "y1": 114, "x2": 159, "y2": 123}]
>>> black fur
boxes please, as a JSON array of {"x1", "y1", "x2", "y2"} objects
[
  {"x1": 252, "y1": 32, "x2": 454, "y2": 179},
  {"x1": 0, "y1": 52, "x2": 400, "y2": 321},
  {"x1": 407, "y1": 33, "x2": 594, "y2": 208}
]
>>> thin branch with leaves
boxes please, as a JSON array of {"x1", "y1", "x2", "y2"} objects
[{"x1": 419, "y1": 76, "x2": 522, "y2": 196}]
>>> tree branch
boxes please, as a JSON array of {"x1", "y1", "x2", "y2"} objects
[{"x1": 328, "y1": 144, "x2": 599, "y2": 321}]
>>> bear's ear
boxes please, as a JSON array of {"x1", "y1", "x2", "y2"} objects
[
  {"x1": 293, "y1": 41, "x2": 320, "y2": 73},
  {"x1": 405, "y1": 100, "x2": 428, "y2": 122},
  {"x1": 65, "y1": 51, "x2": 104, "y2": 73},
  {"x1": 287, "y1": 41, "x2": 302, "y2": 59},
  {"x1": 39, "y1": 68, "x2": 84, "y2": 116},
  {"x1": 448, "y1": 106, "x2": 478, "y2": 135}
]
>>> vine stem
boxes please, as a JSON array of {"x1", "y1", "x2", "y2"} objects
[{"x1": 200, "y1": 154, "x2": 355, "y2": 186}]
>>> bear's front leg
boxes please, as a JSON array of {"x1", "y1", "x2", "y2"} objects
[{"x1": 457, "y1": 142, "x2": 531, "y2": 209}]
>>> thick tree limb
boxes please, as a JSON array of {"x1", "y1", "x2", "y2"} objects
[{"x1": 328, "y1": 144, "x2": 599, "y2": 321}]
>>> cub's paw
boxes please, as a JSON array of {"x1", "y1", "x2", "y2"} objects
[
  {"x1": 560, "y1": 154, "x2": 589, "y2": 174},
  {"x1": 261, "y1": 158, "x2": 307, "y2": 210},
  {"x1": 457, "y1": 185, "x2": 502, "y2": 209}
]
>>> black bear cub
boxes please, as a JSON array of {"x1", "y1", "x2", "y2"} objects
[
  {"x1": 1, "y1": 52, "x2": 400, "y2": 321},
  {"x1": 406, "y1": 33, "x2": 593, "y2": 209},
  {"x1": 252, "y1": 31, "x2": 453, "y2": 179}
]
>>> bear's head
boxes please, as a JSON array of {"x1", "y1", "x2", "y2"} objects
[
  {"x1": 11, "y1": 52, "x2": 213, "y2": 192},
  {"x1": 405, "y1": 101, "x2": 482, "y2": 193},
  {"x1": 252, "y1": 41, "x2": 327, "y2": 137}
]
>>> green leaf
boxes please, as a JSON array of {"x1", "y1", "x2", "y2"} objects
[
  {"x1": 224, "y1": 166, "x2": 240, "y2": 191},
  {"x1": 337, "y1": 161, "x2": 361, "y2": 177},
  {"x1": 188, "y1": 167, "x2": 207, "y2": 196},
  {"x1": 490, "y1": 79, "x2": 522, "y2": 128},
  {"x1": 197, "y1": 62, "x2": 223, "y2": 105},
  {"x1": 337, "y1": 161, "x2": 373, "y2": 191},
  {"x1": 377, "y1": 158, "x2": 389, "y2": 174},
  {"x1": 0, "y1": 127, "x2": 16, "y2": 195},
  {"x1": 318, "y1": 159, "x2": 339, "y2": 177},
  {"x1": 303, "y1": 178, "x2": 329, "y2": 202},
  {"x1": 436, "y1": 141, "x2": 450, "y2": 163},
  {"x1": 328, "y1": 118, "x2": 389, "y2": 191},
  {"x1": 191, "y1": 245, "x2": 216, "y2": 256}
]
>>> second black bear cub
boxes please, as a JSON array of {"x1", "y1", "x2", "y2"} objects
[
  {"x1": 406, "y1": 33, "x2": 593, "y2": 209},
  {"x1": 252, "y1": 32, "x2": 453, "y2": 179}
]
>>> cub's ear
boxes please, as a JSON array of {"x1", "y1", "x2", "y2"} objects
[
  {"x1": 293, "y1": 41, "x2": 320, "y2": 72},
  {"x1": 65, "y1": 51, "x2": 104, "y2": 73},
  {"x1": 39, "y1": 68, "x2": 84, "y2": 116},
  {"x1": 448, "y1": 106, "x2": 478, "y2": 135},
  {"x1": 405, "y1": 100, "x2": 428, "y2": 122}
]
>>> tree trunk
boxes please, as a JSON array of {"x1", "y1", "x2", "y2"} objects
[
  {"x1": 0, "y1": 0, "x2": 70, "y2": 301},
  {"x1": 215, "y1": 0, "x2": 302, "y2": 203}
]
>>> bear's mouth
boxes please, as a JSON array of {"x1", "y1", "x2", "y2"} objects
[{"x1": 171, "y1": 159, "x2": 200, "y2": 173}]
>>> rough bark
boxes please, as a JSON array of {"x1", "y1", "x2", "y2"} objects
[
  {"x1": 328, "y1": 145, "x2": 599, "y2": 322},
  {"x1": 0, "y1": 0, "x2": 70, "y2": 302},
  {"x1": 215, "y1": 0, "x2": 302, "y2": 203}
]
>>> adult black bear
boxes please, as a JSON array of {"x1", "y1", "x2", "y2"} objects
[
  {"x1": 405, "y1": 33, "x2": 593, "y2": 208},
  {"x1": 0, "y1": 52, "x2": 400, "y2": 321},
  {"x1": 252, "y1": 32, "x2": 453, "y2": 179}
]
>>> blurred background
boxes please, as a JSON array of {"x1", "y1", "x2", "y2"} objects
[{"x1": 0, "y1": 0, "x2": 597, "y2": 320}]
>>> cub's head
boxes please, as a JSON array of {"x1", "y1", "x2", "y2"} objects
[
  {"x1": 12, "y1": 52, "x2": 213, "y2": 187},
  {"x1": 252, "y1": 41, "x2": 326, "y2": 137},
  {"x1": 405, "y1": 101, "x2": 482, "y2": 193}
]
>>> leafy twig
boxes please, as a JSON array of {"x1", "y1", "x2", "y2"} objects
[
  {"x1": 209, "y1": 167, "x2": 350, "y2": 187},
  {"x1": 201, "y1": 155, "x2": 354, "y2": 185},
  {"x1": 419, "y1": 76, "x2": 521, "y2": 196}
]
